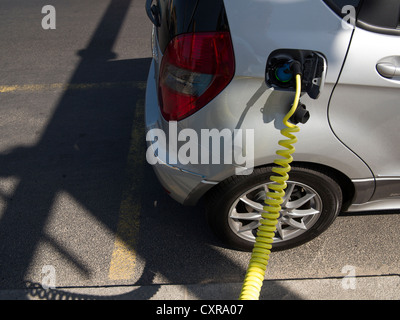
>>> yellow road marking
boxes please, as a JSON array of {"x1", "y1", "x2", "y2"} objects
[
  {"x1": 0, "y1": 81, "x2": 146, "y2": 93},
  {"x1": 108, "y1": 198, "x2": 141, "y2": 280},
  {"x1": 108, "y1": 99, "x2": 145, "y2": 280}
]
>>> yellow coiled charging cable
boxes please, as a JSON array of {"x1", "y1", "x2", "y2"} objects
[{"x1": 239, "y1": 73, "x2": 302, "y2": 300}]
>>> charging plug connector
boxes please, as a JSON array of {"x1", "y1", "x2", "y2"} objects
[
  {"x1": 289, "y1": 102, "x2": 310, "y2": 125},
  {"x1": 289, "y1": 60, "x2": 302, "y2": 77}
]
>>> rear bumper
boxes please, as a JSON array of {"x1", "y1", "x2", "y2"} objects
[
  {"x1": 144, "y1": 60, "x2": 215, "y2": 205},
  {"x1": 149, "y1": 156, "x2": 215, "y2": 205}
]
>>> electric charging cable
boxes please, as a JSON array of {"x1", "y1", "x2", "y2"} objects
[{"x1": 239, "y1": 69, "x2": 302, "y2": 300}]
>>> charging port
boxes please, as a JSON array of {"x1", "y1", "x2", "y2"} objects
[
  {"x1": 274, "y1": 62, "x2": 293, "y2": 84},
  {"x1": 266, "y1": 49, "x2": 326, "y2": 100}
]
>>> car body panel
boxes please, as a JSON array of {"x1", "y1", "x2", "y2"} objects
[
  {"x1": 329, "y1": 27, "x2": 400, "y2": 205},
  {"x1": 223, "y1": 0, "x2": 354, "y2": 82},
  {"x1": 145, "y1": 0, "x2": 400, "y2": 212}
]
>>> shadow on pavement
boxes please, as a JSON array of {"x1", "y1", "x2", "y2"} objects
[{"x1": 0, "y1": 0, "x2": 300, "y2": 300}]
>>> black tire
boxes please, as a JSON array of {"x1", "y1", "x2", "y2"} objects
[{"x1": 205, "y1": 165, "x2": 342, "y2": 251}]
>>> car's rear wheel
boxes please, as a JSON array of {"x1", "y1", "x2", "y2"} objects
[{"x1": 206, "y1": 166, "x2": 342, "y2": 251}]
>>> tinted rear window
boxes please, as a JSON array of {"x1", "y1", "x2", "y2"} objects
[
  {"x1": 324, "y1": 0, "x2": 400, "y2": 35},
  {"x1": 323, "y1": 0, "x2": 361, "y2": 17},
  {"x1": 358, "y1": 0, "x2": 400, "y2": 30}
]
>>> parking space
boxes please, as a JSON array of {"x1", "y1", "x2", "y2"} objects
[{"x1": 0, "y1": 0, "x2": 399, "y2": 300}]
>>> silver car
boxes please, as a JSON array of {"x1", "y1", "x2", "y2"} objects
[{"x1": 145, "y1": 0, "x2": 400, "y2": 251}]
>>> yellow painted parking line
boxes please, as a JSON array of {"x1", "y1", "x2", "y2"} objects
[
  {"x1": 108, "y1": 99, "x2": 145, "y2": 280},
  {"x1": 0, "y1": 81, "x2": 146, "y2": 93},
  {"x1": 108, "y1": 197, "x2": 141, "y2": 280}
]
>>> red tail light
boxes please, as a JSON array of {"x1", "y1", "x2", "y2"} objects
[{"x1": 158, "y1": 32, "x2": 235, "y2": 121}]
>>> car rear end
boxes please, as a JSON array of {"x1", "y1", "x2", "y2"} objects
[
  {"x1": 145, "y1": 0, "x2": 373, "y2": 206},
  {"x1": 145, "y1": 0, "x2": 237, "y2": 204}
]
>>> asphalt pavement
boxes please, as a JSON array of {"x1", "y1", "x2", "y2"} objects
[
  {"x1": 0, "y1": 0, "x2": 399, "y2": 302},
  {"x1": 0, "y1": 275, "x2": 399, "y2": 300}
]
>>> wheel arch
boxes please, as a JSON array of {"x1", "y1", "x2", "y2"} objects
[
  {"x1": 202, "y1": 161, "x2": 355, "y2": 211},
  {"x1": 290, "y1": 161, "x2": 355, "y2": 211}
]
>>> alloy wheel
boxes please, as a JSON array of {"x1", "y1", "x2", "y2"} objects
[{"x1": 227, "y1": 181, "x2": 323, "y2": 245}]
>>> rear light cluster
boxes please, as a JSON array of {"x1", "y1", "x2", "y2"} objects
[{"x1": 158, "y1": 32, "x2": 235, "y2": 121}]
